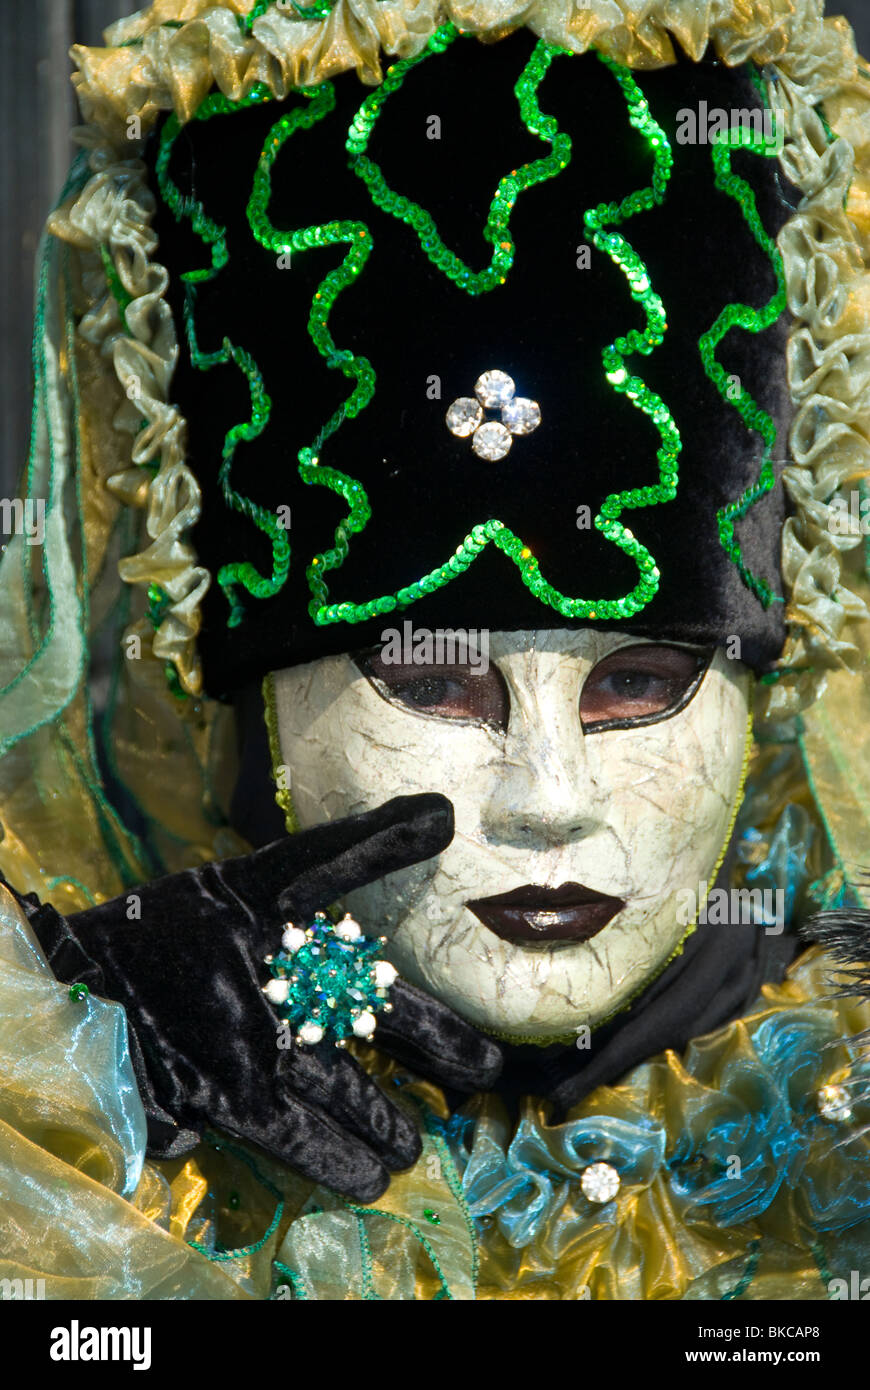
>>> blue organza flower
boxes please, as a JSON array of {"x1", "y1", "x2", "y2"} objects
[
  {"x1": 667, "y1": 1011, "x2": 864, "y2": 1228},
  {"x1": 460, "y1": 1105, "x2": 666, "y2": 1248}
]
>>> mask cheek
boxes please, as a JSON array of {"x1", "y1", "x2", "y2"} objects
[
  {"x1": 582, "y1": 742, "x2": 696, "y2": 886},
  {"x1": 583, "y1": 703, "x2": 747, "y2": 906}
]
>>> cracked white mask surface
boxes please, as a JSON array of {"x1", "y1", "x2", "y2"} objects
[{"x1": 271, "y1": 630, "x2": 750, "y2": 1039}]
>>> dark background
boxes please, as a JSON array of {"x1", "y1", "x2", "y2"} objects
[{"x1": 2, "y1": 1, "x2": 869, "y2": 499}]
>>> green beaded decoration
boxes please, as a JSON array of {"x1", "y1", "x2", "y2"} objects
[
  {"x1": 239, "y1": 0, "x2": 339, "y2": 28},
  {"x1": 146, "y1": 581, "x2": 171, "y2": 631},
  {"x1": 156, "y1": 85, "x2": 300, "y2": 627},
  {"x1": 700, "y1": 116, "x2": 788, "y2": 606},
  {"x1": 720, "y1": 1238, "x2": 762, "y2": 1300},
  {"x1": 68, "y1": 983, "x2": 89, "y2": 1002},
  {"x1": 100, "y1": 245, "x2": 132, "y2": 332},
  {"x1": 239, "y1": 0, "x2": 273, "y2": 31},
  {"x1": 815, "y1": 104, "x2": 838, "y2": 146},
  {"x1": 346, "y1": 24, "x2": 572, "y2": 294},
  {"x1": 248, "y1": 33, "x2": 676, "y2": 628}
]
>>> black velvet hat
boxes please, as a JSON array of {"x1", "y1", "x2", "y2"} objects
[{"x1": 146, "y1": 28, "x2": 796, "y2": 699}]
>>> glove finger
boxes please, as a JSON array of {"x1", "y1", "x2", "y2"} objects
[
  {"x1": 275, "y1": 793, "x2": 454, "y2": 923},
  {"x1": 373, "y1": 979, "x2": 503, "y2": 1093},
  {"x1": 213, "y1": 1090, "x2": 393, "y2": 1205},
  {"x1": 217, "y1": 794, "x2": 453, "y2": 931},
  {"x1": 282, "y1": 1042, "x2": 422, "y2": 1172}
]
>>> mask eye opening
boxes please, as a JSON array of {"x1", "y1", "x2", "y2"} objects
[
  {"x1": 352, "y1": 646, "x2": 510, "y2": 733},
  {"x1": 579, "y1": 643, "x2": 714, "y2": 735}
]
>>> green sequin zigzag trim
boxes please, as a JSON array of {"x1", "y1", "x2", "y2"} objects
[
  {"x1": 249, "y1": 35, "x2": 677, "y2": 628},
  {"x1": 700, "y1": 120, "x2": 788, "y2": 606},
  {"x1": 347, "y1": 24, "x2": 572, "y2": 295},
  {"x1": 579, "y1": 52, "x2": 680, "y2": 605},
  {"x1": 157, "y1": 85, "x2": 299, "y2": 627}
]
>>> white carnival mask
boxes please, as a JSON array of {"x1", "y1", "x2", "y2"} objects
[{"x1": 271, "y1": 629, "x2": 750, "y2": 1039}]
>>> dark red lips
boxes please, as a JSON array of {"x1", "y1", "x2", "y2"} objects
[{"x1": 466, "y1": 882, "x2": 625, "y2": 944}]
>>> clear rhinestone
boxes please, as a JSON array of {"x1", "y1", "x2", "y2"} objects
[
  {"x1": 475, "y1": 370, "x2": 515, "y2": 409},
  {"x1": 502, "y1": 396, "x2": 541, "y2": 436},
  {"x1": 817, "y1": 1083, "x2": 853, "y2": 1123},
  {"x1": 446, "y1": 397, "x2": 483, "y2": 438},
  {"x1": 472, "y1": 422, "x2": 513, "y2": 461},
  {"x1": 580, "y1": 1162, "x2": 620, "y2": 1204}
]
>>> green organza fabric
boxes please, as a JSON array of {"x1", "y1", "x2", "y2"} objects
[{"x1": 0, "y1": 886, "x2": 246, "y2": 1299}]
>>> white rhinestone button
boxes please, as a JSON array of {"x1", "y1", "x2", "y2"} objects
[
  {"x1": 817, "y1": 1083, "x2": 853, "y2": 1123},
  {"x1": 580, "y1": 1162, "x2": 621, "y2": 1204}
]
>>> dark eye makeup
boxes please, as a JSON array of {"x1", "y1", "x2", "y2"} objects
[
  {"x1": 353, "y1": 649, "x2": 510, "y2": 730},
  {"x1": 354, "y1": 642, "x2": 711, "y2": 734},
  {"x1": 578, "y1": 644, "x2": 711, "y2": 732}
]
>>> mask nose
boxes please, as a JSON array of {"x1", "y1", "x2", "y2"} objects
[{"x1": 477, "y1": 658, "x2": 607, "y2": 851}]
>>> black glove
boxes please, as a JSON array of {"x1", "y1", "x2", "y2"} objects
[{"x1": 20, "y1": 794, "x2": 502, "y2": 1201}]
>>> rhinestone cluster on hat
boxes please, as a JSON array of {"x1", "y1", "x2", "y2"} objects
[{"x1": 446, "y1": 370, "x2": 541, "y2": 461}]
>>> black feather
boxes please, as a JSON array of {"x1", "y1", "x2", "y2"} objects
[{"x1": 801, "y1": 908, "x2": 870, "y2": 1044}]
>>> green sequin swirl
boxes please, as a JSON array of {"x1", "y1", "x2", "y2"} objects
[
  {"x1": 346, "y1": 24, "x2": 572, "y2": 294},
  {"x1": 247, "y1": 32, "x2": 677, "y2": 627},
  {"x1": 247, "y1": 80, "x2": 378, "y2": 615},
  {"x1": 701, "y1": 119, "x2": 788, "y2": 606},
  {"x1": 157, "y1": 86, "x2": 297, "y2": 627},
  {"x1": 578, "y1": 52, "x2": 679, "y2": 615}
]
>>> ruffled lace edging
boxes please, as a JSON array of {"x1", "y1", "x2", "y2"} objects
[
  {"x1": 47, "y1": 128, "x2": 209, "y2": 694},
  {"x1": 54, "y1": 0, "x2": 870, "y2": 710}
]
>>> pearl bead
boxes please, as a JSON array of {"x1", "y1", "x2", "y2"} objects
[
  {"x1": 281, "y1": 925, "x2": 307, "y2": 953},
  {"x1": 352, "y1": 1011, "x2": 377, "y2": 1038},
  {"x1": 335, "y1": 914, "x2": 362, "y2": 941},
  {"x1": 263, "y1": 979, "x2": 289, "y2": 1005},
  {"x1": 298, "y1": 1021, "x2": 324, "y2": 1045},
  {"x1": 374, "y1": 961, "x2": 398, "y2": 989}
]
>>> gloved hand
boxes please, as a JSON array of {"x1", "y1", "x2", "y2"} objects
[{"x1": 22, "y1": 793, "x2": 502, "y2": 1201}]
